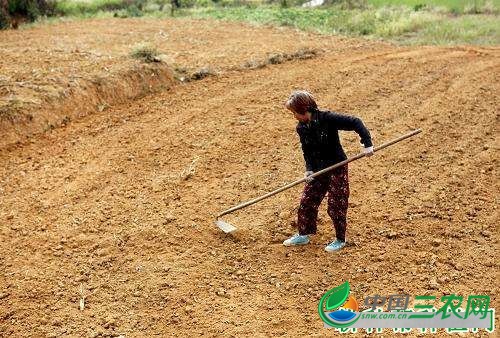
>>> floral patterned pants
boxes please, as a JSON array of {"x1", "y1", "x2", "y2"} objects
[{"x1": 297, "y1": 165, "x2": 349, "y2": 241}]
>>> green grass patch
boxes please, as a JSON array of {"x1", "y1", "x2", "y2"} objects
[
  {"x1": 55, "y1": 0, "x2": 127, "y2": 16},
  {"x1": 410, "y1": 13, "x2": 500, "y2": 44},
  {"x1": 14, "y1": 0, "x2": 500, "y2": 46},
  {"x1": 178, "y1": 5, "x2": 500, "y2": 44},
  {"x1": 367, "y1": 0, "x2": 500, "y2": 14},
  {"x1": 54, "y1": 0, "x2": 173, "y2": 16}
]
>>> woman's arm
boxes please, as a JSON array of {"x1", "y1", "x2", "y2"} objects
[
  {"x1": 296, "y1": 126, "x2": 314, "y2": 172},
  {"x1": 326, "y1": 112, "x2": 373, "y2": 148}
]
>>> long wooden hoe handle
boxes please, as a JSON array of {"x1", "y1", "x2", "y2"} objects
[{"x1": 217, "y1": 129, "x2": 422, "y2": 218}]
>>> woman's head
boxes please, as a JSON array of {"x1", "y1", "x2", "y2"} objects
[{"x1": 285, "y1": 90, "x2": 317, "y2": 122}]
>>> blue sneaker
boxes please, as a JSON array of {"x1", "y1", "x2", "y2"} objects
[
  {"x1": 325, "y1": 239, "x2": 346, "y2": 252},
  {"x1": 283, "y1": 233, "x2": 310, "y2": 246}
]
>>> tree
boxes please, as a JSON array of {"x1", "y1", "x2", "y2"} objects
[
  {"x1": 0, "y1": 0, "x2": 55, "y2": 29},
  {"x1": 0, "y1": 0, "x2": 10, "y2": 29}
]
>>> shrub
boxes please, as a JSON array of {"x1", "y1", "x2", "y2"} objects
[
  {"x1": 130, "y1": 44, "x2": 161, "y2": 62},
  {"x1": 340, "y1": 0, "x2": 368, "y2": 10},
  {"x1": 126, "y1": 4, "x2": 143, "y2": 15},
  {"x1": 1, "y1": 0, "x2": 9, "y2": 28},
  {"x1": 1, "y1": 0, "x2": 55, "y2": 28}
]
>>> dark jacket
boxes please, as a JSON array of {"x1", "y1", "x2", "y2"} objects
[{"x1": 296, "y1": 109, "x2": 372, "y2": 172}]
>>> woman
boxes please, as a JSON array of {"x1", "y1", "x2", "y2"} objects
[{"x1": 283, "y1": 90, "x2": 374, "y2": 252}]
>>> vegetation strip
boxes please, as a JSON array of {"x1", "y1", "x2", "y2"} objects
[{"x1": 1, "y1": 1, "x2": 499, "y2": 45}]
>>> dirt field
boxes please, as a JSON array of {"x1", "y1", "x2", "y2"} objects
[
  {"x1": 0, "y1": 18, "x2": 499, "y2": 337},
  {"x1": 0, "y1": 18, "x2": 380, "y2": 148}
]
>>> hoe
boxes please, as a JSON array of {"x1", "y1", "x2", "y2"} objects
[{"x1": 215, "y1": 129, "x2": 421, "y2": 233}]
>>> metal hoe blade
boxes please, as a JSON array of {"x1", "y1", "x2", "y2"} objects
[{"x1": 215, "y1": 219, "x2": 237, "y2": 233}]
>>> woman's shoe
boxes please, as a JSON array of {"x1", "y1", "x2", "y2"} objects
[
  {"x1": 325, "y1": 239, "x2": 346, "y2": 252},
  {"x1": 283, "y1": 233, "x2": 310, "y2": 246}
]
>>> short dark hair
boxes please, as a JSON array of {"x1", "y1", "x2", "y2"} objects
[{"x1": 285, "y1": 90, "x2": 317, "y2": 115}]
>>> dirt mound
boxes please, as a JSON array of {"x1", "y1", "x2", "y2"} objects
[
  {"x1": 0, "y1": 62, "x2": 175, "y2": 149},
  {"x1": 0, "y1": 19, "x2": 498, "y2": 337}
]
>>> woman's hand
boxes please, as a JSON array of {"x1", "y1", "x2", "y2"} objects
[
  {"x1": 363, "y1": 146, "x2": 374, "y2": 157},
  {"x1": 304, "y1": 170, "x2": 314, "y2": 183}
]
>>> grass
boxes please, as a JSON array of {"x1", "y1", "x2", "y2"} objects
[
  {"x1": 367, "y1": 0, "x2": 500, "y2": 14},
  {"x1": 55, "y1": 0, "x2": 129, "y2": 16},
  {"x1": 22, "y1": 0, "x2": 500, "y2": 45},
  {"x1": 413, "y1": 13, "x2": 500, "y2": 44},
  {"x1": 130, "y1": 43, "x2": 161, "y2": 62},
  {"x1": 178, "y1": 5, "x2": 500, "y2": 44}
]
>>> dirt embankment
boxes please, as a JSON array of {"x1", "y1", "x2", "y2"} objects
[
  {"x1": 0, "y1": 18, "x2": 499, "y2": 338},
  {"x1": 0, "y1": 18, "x2": 368, "y2": 149}
]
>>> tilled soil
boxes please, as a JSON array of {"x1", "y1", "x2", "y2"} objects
[
  {"x1": 1, "y1": 18, "x2": 379, "y2": 148},
  {"x1": 0, "y1": 18, "x2": 499, "y2": 337}
]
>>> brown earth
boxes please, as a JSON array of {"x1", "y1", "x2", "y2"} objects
[
  {"x1": 0, "y1": 18, "x2": 499, "y2": 337},
  {"x1": 0, "y1": 18, "x2": 374, "y2": 148}
]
